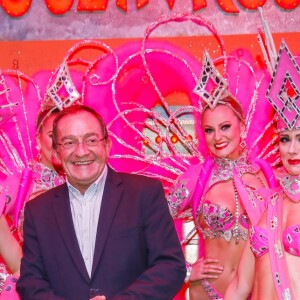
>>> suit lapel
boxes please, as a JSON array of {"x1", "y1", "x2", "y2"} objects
[
  {"x1": 53, "y1": 184, "x2": 90, "y2": 282},
  {"x1": 91, "y1": 168, "x2": 123, "y2": 277}
]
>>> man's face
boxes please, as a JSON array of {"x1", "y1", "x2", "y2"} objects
[{"x1": 54, "y1": 111, "x2": 111, "y2": 193}]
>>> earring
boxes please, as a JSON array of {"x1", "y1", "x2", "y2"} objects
[
  {"x1": 36, "y1": 144, "x2": 41, "y2": 161},
  {"x1": 239, "y1": 133, "x2": 247, "y2": 149}
]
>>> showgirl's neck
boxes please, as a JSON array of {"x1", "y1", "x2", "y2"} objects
[
  {"x1": 30, "y1": 160, "x2": 58, "y2": 174},
  {"x1": 40, "y1": 158, "x2": 56, "y2": 171},
  {"x1": 214, "y1": 150, "x2": 249, "y2": 167}
]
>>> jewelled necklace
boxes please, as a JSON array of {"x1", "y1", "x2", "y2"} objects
[
  {"x1": 209, "y1": 151, "x2": 258, "y2": 188},
  {"x1": 277, "y1": 171, "x2": 300, "y2": 203}
]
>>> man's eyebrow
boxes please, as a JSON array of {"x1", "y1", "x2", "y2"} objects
[{"x1": 60, "y1": 133, "x2": 100, "y2": 140}]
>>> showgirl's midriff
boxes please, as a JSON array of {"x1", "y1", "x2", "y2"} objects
[
  {"x1": 204, "y1": 237, "x2": 246, "y2": 294},
  {"x1": 251, "y1": 254, "x2": 278, "y2": 299},
  {"x1": 252, "y1": 255, "x2": 300, "y2": 299},
  {"x1": 189, "y1": 237, "x2": 246, "y2": 300}
]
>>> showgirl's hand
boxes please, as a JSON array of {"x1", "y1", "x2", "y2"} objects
[
  {"x1": 190, "y1": 257, "x2": 223, "y2": 282},
  {"x1": 90, "y1": 296, "x2": 106, "y2": 300}
]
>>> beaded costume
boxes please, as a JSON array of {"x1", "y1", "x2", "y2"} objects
[
  {"x1": 247, "y1": 9, "x2": 300, "y2": 300},
  {"x1": 167, "y1": 45, "x2": 274, "y2": 298},
  {"x1": 249, "y1": 178, "x2": 294, "y2": 300},
  {"x1": 29, "y1": 161, "x2": 65, "y2": 199},
  {"x1": 169, "y1": 155, "x2": 272, "y2": 300},
  {"x1": 171, "y1": 152, "x2": 265, "y2": 237}
]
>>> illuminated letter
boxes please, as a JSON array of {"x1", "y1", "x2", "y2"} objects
[
  {"x1": 0, "y1": 0, "x2": 31, "y2": 17},
  {"x1": 137, "y1": 0, "x2": 148, "y2": 9},
  {"x1": 165, "y1": 0, "x2": 175, "y2": 9},
  {"x1": 238, "y1": 0, "x2": 267, "y2": 9},
  {"x1": 217, "y1": 0, "x2": 239, "y2": 13},
  {"x1": 275, "y1": 0, "x2": 299, "y2": 10},
  {"x1": 116, "y1": 0, "x2": 127, "y2": 11},
  {"x1": 77, "y1": 0, "x2": 108, "y2": 11},
  {"x1": 193, "y1": 0, "x2": 207, "y2": 11},
  {"x1": 45, "y1": 0, "x2": 74, "y2": 14}
]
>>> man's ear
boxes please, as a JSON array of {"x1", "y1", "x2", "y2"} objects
[{"x1": 105, "y1": 137, "x2": 112, "y2": 154}]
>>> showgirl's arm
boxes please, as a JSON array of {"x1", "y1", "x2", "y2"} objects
[
  {"x1": 167, "y1": 163, "x2": 203, "y2": 218},
  {"x1": 0, "y1": 215, "x2": 22, "y2": 275},
  {"x1": 224, "y1": 240, "x2": 254, "y2": 300}
]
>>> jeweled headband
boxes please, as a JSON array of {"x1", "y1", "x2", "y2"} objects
[{"x1": 194, "y1": 50, "x2": 245, "y2": 122}]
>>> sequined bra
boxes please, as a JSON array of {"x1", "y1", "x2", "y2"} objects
[
  {"x1": 200, "y1": 200, "x2": 249, "y2": 241},
  {"x1": 199, "y1": 152, "x2": 261, "y2": 243},
  {"x1": 250, "y1": 225, "x2": 300, "y2": 257}
]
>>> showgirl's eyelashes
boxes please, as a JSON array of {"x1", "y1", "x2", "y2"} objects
[
  {"x1": 204, "y1": 127, "x2": 213, "y2": 134},
  {"x1": 203, "y1": 123, "x2": 231, "y2": 135},
  {"x1": 279, "y1": 135, "x2": 290, "y2": 143},
  {"x1": 221, "y1": 124, "x2": 231, "y2": 131}
]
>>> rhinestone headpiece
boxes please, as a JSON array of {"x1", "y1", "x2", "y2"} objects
[
  {"x1": 43, "y1": 62, "x2": 81, "y2": 111},
  {"x1": 266, "y1": 41, "x2": 300, "y2": 132},
  {"x1": 193, "y1": 51, "x2": 244, "y2": 121},
  {"x1": 258, "y1": 8, "x2": 300, "y2": 133},
  {"x1": 194, "y1": 51, "x2": 231, "y2": 109}
]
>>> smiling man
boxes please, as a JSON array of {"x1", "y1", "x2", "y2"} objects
[{"x1": 17, "y1": 105, "x2": 186, "y2": 300}]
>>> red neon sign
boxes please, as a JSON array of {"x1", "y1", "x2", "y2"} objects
[{"x1": 0, "y1": 0, "x2": 298, "y2": 17}]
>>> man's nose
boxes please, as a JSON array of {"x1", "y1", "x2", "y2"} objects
[{"x1": 74, "y1": 141, "x2": 90, "y2": 155}]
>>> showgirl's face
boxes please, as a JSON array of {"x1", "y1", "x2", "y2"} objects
[
  {"x1": 279, "y1": 129, "x2": 300, "y2": 176},
  {"x1": 54, "y1": 111, "x2": 111, "y2": 194},
  {"x1": 37, "y1": 113, "x2": 57, "y2": 169},
  {"x1": 202, "y1": 105, "x2": 245, "y2": 160}
]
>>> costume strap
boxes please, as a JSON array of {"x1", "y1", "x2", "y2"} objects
[
  {"x1": 255, "y1": 158, "x2": 278, "y2": 188},
  {"x1": 192, "y1": 158, "x2": 214, "y2": 227},
  {"x1": 13, "y1": 168, "x2": 33, "y2": 227},
  {"x1": 191, "y1": 159, "x2": 214, "y2": 258},
  {"x1": 201, "y1": 279, "x2": 223, "y2": 300},
  {"x1": 232, "y1": 171, "x2": 263, "y2": 226},
  {"x1": 0, "y1": 195, "x2": 5, "y2": 217},
  {"x1": 267, "y1": 190, "x2": 293, "y2": 300}
]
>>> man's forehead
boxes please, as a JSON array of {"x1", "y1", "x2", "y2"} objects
[
  {"x1": 57, "y1": 112, "x2": 102, "y2": 133},
  {"x1": 58, "y1": 111, "x2": 99, "y2": 124}
]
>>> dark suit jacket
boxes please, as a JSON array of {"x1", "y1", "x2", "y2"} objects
[{"x1": 17, "y1": 167, "x2": 185, "y2": 300}]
